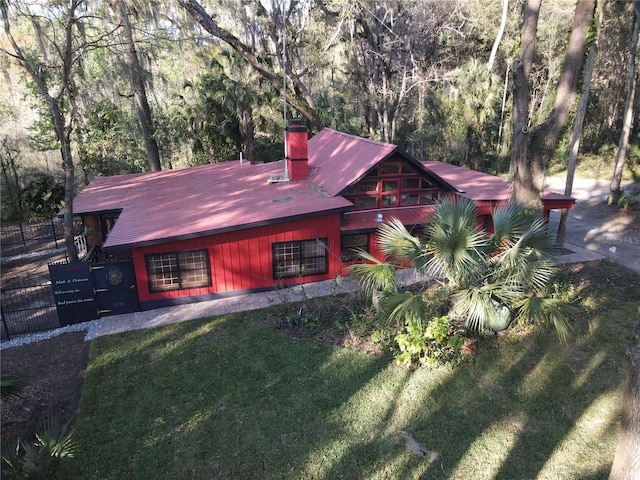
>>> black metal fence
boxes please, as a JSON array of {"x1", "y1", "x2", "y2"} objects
[
  {"x1": 1, "y1": 218, "x2": 65, "y2": 257},
  {"x1": 1, "y1": 274, "x2": 60, "y2": 341}
]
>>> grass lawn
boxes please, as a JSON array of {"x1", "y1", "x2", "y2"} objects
[{"x1": 54, "y1": 262, "x2": 639, "y2": 479}]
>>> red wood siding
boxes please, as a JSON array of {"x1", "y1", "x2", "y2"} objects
[{"x1": 132, "y1": 213, "x2": 343, "y2": 303}]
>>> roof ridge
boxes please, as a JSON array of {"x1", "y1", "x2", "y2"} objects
[{"x1": 320, "y1": 128, "x2": 396, "y2": 148}]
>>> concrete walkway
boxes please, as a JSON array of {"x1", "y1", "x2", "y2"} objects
[
  {"x1": 89, "y1": 246, "x2": 605, "y2": 340},
  {"x1": 92, "y1": 270, "x2": 433, "y2": 338},
  {"x1": 545, "y1": 176, "x2": 640, "y2": 275}
]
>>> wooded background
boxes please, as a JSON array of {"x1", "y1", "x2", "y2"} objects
[{"x1": 1, "y1": 0, "x2": 638, "y2": 221}]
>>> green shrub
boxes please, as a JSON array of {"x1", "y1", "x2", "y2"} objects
[
  {"x1": 1, "y1": 416, "x2": 76, "y2": 479},
  {"x1": 394, "y1": 315, "x2": 466, "y2": 367}
]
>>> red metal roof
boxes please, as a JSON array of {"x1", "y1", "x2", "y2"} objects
[
  {"x1": 73, "y1": 161, "x2": 352, "y2": 249},
  {"x1": 308, "y1": 129, "x2": 398, "y2": 196},
  {"x1": 341, "y1": 206, "x2": 437, "y2": 232},
  {"x1": 422, "y1": 161, "x2": 510, "y2": 200},
  {"x1": 72, "y1": 129, "x2": 575, "y2": 250},
  {"x1": 422, "y1": 161, "x2": 575, "y2": 206}
]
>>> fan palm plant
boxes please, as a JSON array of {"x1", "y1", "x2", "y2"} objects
[
  {"x1": 349, "y1": 196, "x2": 573, "y2": 341},
  {"x1": 1, "y1": 416, "x2": 76, "y2": 478},
  {"x1": 0, "y1": 374, "x2": 26, "y2": 400}
]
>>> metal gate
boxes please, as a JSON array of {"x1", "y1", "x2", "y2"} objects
[
  {"x1": 49, "y1": 260, "x2": 140, "y2": 326},
  {"x1": 91, "y1": 261, "x2": 140, "y2": 316}
]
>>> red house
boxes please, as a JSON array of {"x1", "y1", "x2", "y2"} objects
[{"x1": 73, "y1": 123, "x2": 574, "y2": 310}]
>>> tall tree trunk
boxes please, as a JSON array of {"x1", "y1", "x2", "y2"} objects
[
  {"x1": 530, "y1": 0, "x2": 595, "y2": 194},
  {"x1": 609, "y1": 323, "x2": 640, "y2": 480},
  {"x1": 510, "y1": 0, "x2": 541, "y2": 206},
  {"x1": 240, "y1": 108, "x2": 257, "y2": 164},
  {"x1": 609, "y1": 1, "x2": 640, "y2": 205},
  {"x1": 511, "y1": 0, "x2": 596, "y2": 209},
  {"x1": 0, "y1": 139, "x2": 24, "y2": 217},
  {"x1": 1, "y1": 0, "x2": 80, "y2": 262},
  {"x1": 115, "y1": 0, "x2": 161, "y2": 172},
  {"x1": 556, "y1": 4, "x2": 601, "y2": 245},
  {"x1": 52, "y1": 101, "x2": 79, "y2": 263},
  {"x1": 488, "y1": 0, "x2": 508, "y2": 72}
]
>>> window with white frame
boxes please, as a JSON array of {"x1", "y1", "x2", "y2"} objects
[
  {"x1": 272, "y1": 238, "x2": 328, "y2": 278},
  {"x1": 145, "y1": 249, "x2": 210, "y2": 292}
]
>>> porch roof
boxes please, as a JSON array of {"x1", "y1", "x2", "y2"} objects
[
  {"x1": 340, "y1": 206, "x2": 436, "y2": 232},
  {"x1": 422, "y1": 161, "x2": 575, "y2": 207}
]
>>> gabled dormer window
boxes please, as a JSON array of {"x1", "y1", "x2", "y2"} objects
[{"x1": 341, "y1": 160, "x2": 439, "y2": 210}]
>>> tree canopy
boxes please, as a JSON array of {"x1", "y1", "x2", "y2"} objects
[{"x1": 1, "y1": 0, "x2": 638, "y2": 221}]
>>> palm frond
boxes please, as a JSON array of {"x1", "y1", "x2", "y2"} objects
[
  {"x1": 515, "y1": 218, "x2": 558, "y2": 258},
  {"x1": 380, "y1": 291, "x2": 429, "y2": 328},
  {"x1": 512, "y1": 296, "x2": 577, "y2": 342},
  {"x1": 377, "y1": 217, "x2": 428, "y2": 270},
  {"x1": 425, "y1": 226, "x2": 487, "y2": 286},
  {"x1": 20, "y1": 440, "x2": 51, "y2": 477},
  {"x1": 494, "y1": 254, "x2": 556, "y2": 296},
  {"x1": 1, "y1": 441, "x2": 22, "y2": 475},
  {"x1": 490, "y1": 202, "x2": 530, "y2": 248},
  {"x1": 451, "y1": 285, "x2": 511, "y2": 332},
  {"x1": 34, "y1": 416, "x2": 77, "y2": 459},
  {"x1": 347, "y1": 251, "x2": 399, "y2": 303},
  {"x1": 428, "y1": 196, "x2": 478, "y2": 231},
  {"x1": 491, "y1": 218, "x2": 558, "y2": 294},
  {"x1": 424, "y1": 197, "x2": 488, "y2": 287},
  {"x1": 1, "y1": 374, "x2": 27, "y2": 400}
]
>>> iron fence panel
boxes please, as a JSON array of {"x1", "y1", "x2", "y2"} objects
[
  {"x1": 1, "y1": 275, "x2": 59, "y2": 340},
  {"x1": 0, "y1": 218, "x2": 65, "y2": 257}
]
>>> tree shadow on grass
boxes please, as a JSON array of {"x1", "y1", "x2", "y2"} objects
[
  {"x1": 56, "y1": 261, "x2": 638, "y2": 479},
  {"x1": 58, "y1": 311, "x2": 403, "y2": 479},
  {"x1": 313, "y1": 314, "x2": 627, "y2": 479}
]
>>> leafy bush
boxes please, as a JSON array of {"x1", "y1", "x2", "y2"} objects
[
  {"x1": 20, "y1": 170, "x2": 65, "y2": 218},
  {"x1": 349, "y1": 197, "x2": 576, "y2": 358},
  {"x1": 617, "y1": 186, "x2": 640, "y2": 211},
  {"x1": 395, "y1": 315, "x2": 466, "y2": 366},
  {"x1": 2, "y1": 374, "x2": 76, "y2": 478}
]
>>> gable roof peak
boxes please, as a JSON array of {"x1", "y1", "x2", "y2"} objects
[{"x1": 307, "y1": 129, "x2": 401, "y2": 197}]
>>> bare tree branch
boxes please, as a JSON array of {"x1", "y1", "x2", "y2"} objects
[{"x1": 178, "y1": 0, "x2": 323, "y2": 130}]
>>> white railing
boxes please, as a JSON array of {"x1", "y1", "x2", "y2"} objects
[{"x1": 74, "y1": 234, "x2": 88, "y2": 260}]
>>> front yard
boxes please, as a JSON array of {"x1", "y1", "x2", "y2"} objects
[{"x1": 40, "y1": 260, "x2": 639, "y2": 479}]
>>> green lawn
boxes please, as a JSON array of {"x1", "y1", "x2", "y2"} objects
[{"x1": 55, "y1": 263, "x2": 639, "y2": 479}]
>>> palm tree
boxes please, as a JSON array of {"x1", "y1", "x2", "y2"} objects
[
  {"x1": 349, "y1": 196, "x2": 573, "y2": 340},
  {"x1": 449, "y1": 59, "x2": 501, "y2": 169}
]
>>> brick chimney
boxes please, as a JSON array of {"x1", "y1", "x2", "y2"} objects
[{"x1": 286, "y1": 119, "x2": 308, "y2": 180}]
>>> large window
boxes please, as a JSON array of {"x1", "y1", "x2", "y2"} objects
[
  {"x1": 341, "y1": 160, "x2": 440, "y2": 210},
  {"x1": 341, "y1": 234, "x2": 369, "y2": 262},
  {"x1": 273, "y1": 238, "x2": 328, "y2": 278},
  {"x1": 146, "y1": 249, "x2": 210, "y2": 292}
]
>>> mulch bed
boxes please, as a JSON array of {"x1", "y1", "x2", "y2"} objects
[{"x1": 1, "y1": 332, "x2": 90, "y2": 446}]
